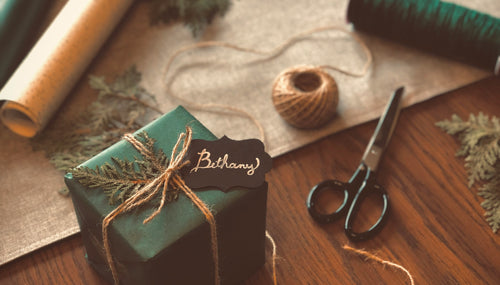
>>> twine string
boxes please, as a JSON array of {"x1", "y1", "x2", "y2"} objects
[
  {"x1": 100, "y1": 25, "x2": 373, "y2": 284},
  {"x1": 151, "y1": 25, "x2": 373, "y2": 284},
  {"x1": 161, "y1": 25, "x2": 373, "y2": 143},
  {"x1": 172, "y1": 174, "x2": 220, "y2": 285},
  {"x1": 265, "y1": 231, "x2": 278, "y2": 285},
  {"x1": 101, "y1": 127, "x2": 220, "y2": 285},
  {"x1": 162, "y1": 25, "x2": 372, "y2": 80},
  {"x1": 343, "y1": 245, "x2": 415, "y2": 285},
  {"x1": 271, "y1": 65, "x2": 339, "y2": 128}
]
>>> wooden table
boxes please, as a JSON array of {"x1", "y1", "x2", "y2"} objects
[{"x1": 1, "y1": 76, "x2": 499, "y2": 284}]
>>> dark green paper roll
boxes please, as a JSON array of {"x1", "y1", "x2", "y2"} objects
[
  {"x1": 347, "y1": 0, "x2": 500, "y2": 74},
  {"x1": 0, "y1": 0, "x2": 49, "y2": 89}
]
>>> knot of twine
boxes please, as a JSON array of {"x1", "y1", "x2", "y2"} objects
[
  {"x1": 271, "y1": 65, "x2": 339, "y2": 129},
  {"x1": 101, "y1": 127, "x2": 220, "y2": 285}
]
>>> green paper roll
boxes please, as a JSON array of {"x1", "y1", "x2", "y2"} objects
[
  {"x1": 0, "y1": 0, "x2": 49, "y2": 88},
  {"x1": 347, "y1": 0, "x2": 500, "y2": 74}
]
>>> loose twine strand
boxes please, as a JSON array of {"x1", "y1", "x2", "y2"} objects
[
  {"x1": 265, "y1": 231, "x2": 278, "y2": 285},
  {"x1": 343, "y1": 245, "x2": 415, "y2": 285},
  {"x1": 101, "y1": 127, "x2": 220, "y2": 285},
  {"x1": 160, "y1": 25, "x2": 373, "y2": 144}
]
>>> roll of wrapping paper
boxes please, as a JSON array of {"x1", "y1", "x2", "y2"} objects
[
  {"x1": 347, "y1": 0, "x2": 500, "y2": 74},
  {"x1": 0, "y1": 0, "x2": 134, "y2": 138},
  {"x1": 0, "y1": 0, "x2": 50, "y2": 89}
]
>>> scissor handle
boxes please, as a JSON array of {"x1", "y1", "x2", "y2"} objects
[
  {"x1": 344, "y1": 171, "x2": 390, "y2": 241},
  {"x1": 306, "y1": 179, "x2": 351, "y2": 223}
]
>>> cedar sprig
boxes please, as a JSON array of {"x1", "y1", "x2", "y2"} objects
[
  {"x1": 436, "y1": 113, "x2": 500, "y2": 232},
  {"x1": 32, "y1": 66, "x2": 161, "y2": 172},
  {"x1": 71, "y1": 131, "x2": 179, "y2": 205},
  {"x1": 149, "y1": 0, "x2": 231, "y2": 36}
]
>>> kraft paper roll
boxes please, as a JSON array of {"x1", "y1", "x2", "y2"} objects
[{"x1": 0, "y1": 0, "x2": 134, "y2": 137}]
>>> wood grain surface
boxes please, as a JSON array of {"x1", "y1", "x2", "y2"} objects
[{"x1": 1, "y1": 76, "x2": 499, "y2": 284}]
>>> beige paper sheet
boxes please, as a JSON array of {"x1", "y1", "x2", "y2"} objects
[{"x1": 0, "y1": 0, "x2": 498, "y2": 265}]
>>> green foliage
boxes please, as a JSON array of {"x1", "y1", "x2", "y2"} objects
[
  {"x1": 148, "y1": 0, "x2": 231, "y2": 36},
  {"x1": 436, "y1": 113, "x2": 500, "y2": 232},
  {"x1": 31, "y1": 66, "x2": 160, "y2": 173},
  {"x1": 71, "y1": 132, "x2": 179, "y2": 205}
]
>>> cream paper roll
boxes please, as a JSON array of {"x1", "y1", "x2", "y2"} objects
[{"x1": 0, "y1": 0, "x2": 134, "y2": 137}]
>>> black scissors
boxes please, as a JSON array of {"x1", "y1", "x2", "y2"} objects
[{"x1": 307, "y1": 87, "x2": 404, "y2": 241}]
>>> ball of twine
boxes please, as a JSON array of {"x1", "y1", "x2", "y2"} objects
[{"x1": 271, "y1": 65, "x2": 339, "y2": 129}]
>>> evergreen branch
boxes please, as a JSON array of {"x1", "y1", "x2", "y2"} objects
[
  {"x1": 479, "y1": 172, "x2": 500, "y2": 233},
  {"x1": 32, "y1": 66, "x2": 160, "y2": 175},
  {"x1": 436, "y1": 113, "x2": 500, "y2": 232},
  {"x1": 148, "y1": 0, "x2": 231, "y2": 37},
  {"x1": 71, "y1": 131, "x2": 179, "y2": 205},
  {"x1": 89, "y1": 65, "x2": 162, "y2": 115}
]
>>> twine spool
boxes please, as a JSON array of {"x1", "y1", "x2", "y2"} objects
[{"x1": 271, "y1": 65, "x2": 339, "y2": 129}]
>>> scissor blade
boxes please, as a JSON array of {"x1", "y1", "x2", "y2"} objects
[{"x1": 361, "y1": 86, "x2": 404, "y2": 172}]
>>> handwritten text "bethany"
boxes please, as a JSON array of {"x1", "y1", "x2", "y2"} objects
[{"x1": 190, "y1": 148, "x2": 260, "y2": 175}]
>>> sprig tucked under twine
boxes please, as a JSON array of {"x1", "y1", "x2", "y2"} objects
[
  {"x1": 160, "y1": 25, "x2": 373, "y2": 144},
  {"x1": 84, "y1": 127, "x2": 220, "y2": 285}
]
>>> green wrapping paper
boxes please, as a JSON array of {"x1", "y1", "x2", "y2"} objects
[{"x1": 65, "y1": 106, "x2": 268, "y2": 285}]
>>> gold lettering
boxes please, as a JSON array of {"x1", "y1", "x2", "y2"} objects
[
  {"x1": 246, "y1": 158, "x2": 260, "y2": 175},
  {"x1": 190, "y1": 148, "x2": 212, "y2": 173},
  {"x1": 190, "y1": 149, "x2": 261, "y2": 176}
]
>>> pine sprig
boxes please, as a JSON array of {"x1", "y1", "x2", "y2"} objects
[
  {"x1": 32, "y1": 66, "x2": 161, "y2": 173},
  {"x1": 149, "y1": 0, "x2": 231, "y2": 36},
  {"x1": 436, "y1": 113, "x2": 500, "y2": 232},
  {"x1": 71, "y1": 131, "x2": 179, "y2": 205},
  {"x1": 479, "y1": 170, "x2": 500, "y2": 233}
]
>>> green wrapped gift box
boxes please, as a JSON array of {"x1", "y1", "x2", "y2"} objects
[{"x1": 65, "y1": 106, "x2": 268, "y2": 285}]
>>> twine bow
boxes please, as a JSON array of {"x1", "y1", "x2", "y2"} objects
[{"x1": 101, "y1": 127, "x2": 220, "y2": 285}]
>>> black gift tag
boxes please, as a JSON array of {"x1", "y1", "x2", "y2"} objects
[{"x1": 183, "y1": 136, "x2": 272, "y2": 191}]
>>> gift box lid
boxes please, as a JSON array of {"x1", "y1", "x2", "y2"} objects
[{"x1": 65, "y1": 106, "x2": 253, "y2": 262}]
